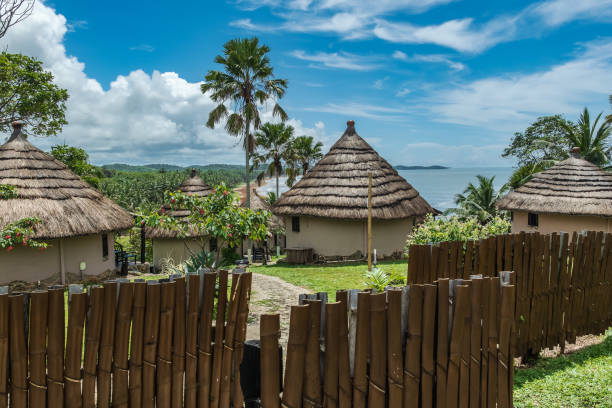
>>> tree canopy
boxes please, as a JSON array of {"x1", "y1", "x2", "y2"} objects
[
  {"x1": 50, "y1": 144, "x2": 104, "y2": 187},
  {"x1": 0, "y1": 52, "x2": 68, "y2": 137},
  {"x1": 561, "y1": 107, "x2": 611, "y2": 166},
  {"x1": 446, "y1": 175, "x2": 509, "y2": 223}
]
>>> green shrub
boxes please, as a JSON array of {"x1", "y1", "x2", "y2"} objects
[{"x1": 364, "y1": 267, "x2": 391, "y2": 292}]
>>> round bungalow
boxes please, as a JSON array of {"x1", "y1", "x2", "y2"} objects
[
  {"x1": 0, "y1": 122, "x2": 134, "y2": 284},
  {"x1": 240, "y1": 187, "x2": 285, "y2": 259},
  {"x1": 146, "y1": 169, "x2": 215, "y2": 270},
  {"x1": 496, "y1": 148, "x2": 612, "y2": 234},
  {"x1": 273, "y1": 120, "x2": 436, "y2": 260}
]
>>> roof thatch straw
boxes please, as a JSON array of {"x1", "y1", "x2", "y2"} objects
[
  {"x1": 497, "y1": 149, "x2": 612, "y2": 217},
  {"x1": 242, "y1": 187, "x2": 283, "y2": 229},
  {"x1": 273, "y1": 120, "x2": 436, "y2": 220},
  {"x1": 0, "y1": 122, "x2": 134, "y2": 239},
  {"x1": 145, "y1": 169, "x2": 214, "y2": 239}
]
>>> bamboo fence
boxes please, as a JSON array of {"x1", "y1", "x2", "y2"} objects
[
  {"x1": 0, "y1": 270, "x2": 252, "y2": 408},
  {"x1": 407, "y1": 231, "x2": 612, "y2": 357},
  {"x1": 262, "y1": 277, "x2": 517, "y2": 408}
]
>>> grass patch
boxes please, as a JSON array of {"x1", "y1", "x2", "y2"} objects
[
  {"x1": 513, "y1": 329, "x2": 612, "y2": 407},
  {"x1": 249, "y1": 260, "x2": 407, "y2": 301}
]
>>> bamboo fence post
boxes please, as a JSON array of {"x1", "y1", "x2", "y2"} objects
[
  {"x1": 421, "y1": 284, "x2": 437, "y2": 408},
  {"x1": 469, "y1": 278, "x2": 482, "y2": 408},
  {"x1": 98, "y1": 281, "x2": 118, "y2": 408},
  {"x1": 352, "y1": 292, "x2": 369, "y2": 408},
  {"x1": 28, "y1": 290, "x2": 48, "y2": 408},
  {"x1": 497, "y1": 284, "x2": 516, "y2": 408},
  {"x1": 210, "y1": 270, "x2": 228, "y2": 408},
  {"x1": 198, "y1": 272, "x2": 217, "y2": 408},
  {"x1": 283, "y1": 304, "x2": 310, "y2": 408},
  {"x1": 219, "y1": 274, "x2": 243, "y2": 408},
  {"x1": 172, "y1": 277, "x2": 187, "y2": 408},
  {"x1": 0, "y1": 292, "x2": 8, "y2": 408},
  {"x1": 336, "y1": 291, "x2": 351, "y2": 408},
  {"x1": 65, "y1": 290, "x2": 87, "y2": 407},
  {"x1": 9, "y1": 294, "x2": 27, "y2": 408},
  {"x1": 83, "y1": 286, "x2": 104, "y2": 408},
  {"x1": 487, "y1": 277, "x2": 500, "y2": 408},
  {"x1": 404, "y1": 285, "x2": 423, "y2": 408},
  {"x1": 143, "y1": 282, "x2": 161, "y2": 407},
  {"x1": 458, "y1": 281, "x2": 471, "y2": 408},
  {"x1": 368, "y1": 293, "x2": 386, "y2": 408},
  {"x1": 408, "y1": 245, "x2": 418, "y2": 283},
  {"x1": 303, "y1": 300, "x2": 322, "y2": 408},
  {"x1": 129, "y1": 281, "x2": 147, "y2": 408},
  {"x1": 233, "y1": 272, "x2": 253, "y2": 408},
  {"x1": 260, "y1": 314, "x2": 281, "y2": 408},
  {"x1": 324, "y1": 302, "x2": 341, "y2": 408},
  {"x1": 157, "y1": 281, "x2": 177, "y2": 408},
  {"x1": 112, "y1": 282, "x2": 134, "y2": 407},
  {"x1": 387, "y1": 290, "x2": 403, "y2": 408},
  {"x1": 436, "y1": 279, "x2": 450, "y2": 408},
  {"x1": 47, "y1": 287, "x2": 65, "y2": 408},
  {"x1": 446, "y1": 284, "x2": 469, "y2": 408},
  {"x1": 185, "y1": 274, "x2": 201, "y2": 408}
]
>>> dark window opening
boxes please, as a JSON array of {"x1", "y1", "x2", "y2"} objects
[
  {"x1": 102, "y1": 234, "x2": 109, "y2": 258},
  {"x1": 510, "y1": 211, "x2": 514, "y2": 221},
  {"x1": 210, "y1": 237, "x2": 218, "y2": 252},
  {"x1": 527, "y1": 213, "x2": 538, "y2": 227},
  {"x1": 292, "y1": 216, "x2": 300, "y2": 233}
]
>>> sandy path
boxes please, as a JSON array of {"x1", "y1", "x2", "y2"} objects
[{"x1": 246, "y1": 273, "x2": 310, "y2": 346}]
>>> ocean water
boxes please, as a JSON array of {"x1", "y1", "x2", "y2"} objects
[{"x1": 257, "y1": 167, "x2": 515, "y2": 212}]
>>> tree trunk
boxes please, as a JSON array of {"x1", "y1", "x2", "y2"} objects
[
  {"x1": 245, "y1": 145, "x2": 250, "y2": 209},
  {"x1": 276, "y1": 169, "x2": 280, "y2": 257}
]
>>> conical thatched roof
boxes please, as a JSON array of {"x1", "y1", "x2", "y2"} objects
[
  {"x1": 273, "y1": 121, "x2": 436, "y2": 220},
  {"x1": 146, "y1": 169, "x2": 214, "y2": 239},
  {"x1": 497, "y1": 150, "x2": 612, "y2": 217},
  {"x1": 0, "y1": 123, "x2": 133, "y2": 239}
]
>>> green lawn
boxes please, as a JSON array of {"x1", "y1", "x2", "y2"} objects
[
  {"x1": 514, "y1": 329, "x2": 612, "y2": 408},
  {"x1": 249, "y1": 260, "x2": 408, "y2": 301}
]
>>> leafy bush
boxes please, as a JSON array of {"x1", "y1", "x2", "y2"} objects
[
  {"x1": 406, "y1": 214, "x2": 511, "y2": 250},
  {"x1": 220, "y1": 246, "x2": 241, "y2": 266},
  {"x1": 364, "y1": 267, "x2": 391, "y2": 292},
  {"x1": 184, "y1": 250, "x2": 215, "y2": 272},
  {"x1": 0, "y1": 217, "x2": 47, "y2": 251},
  {"x1": 0, "y1": 184, "x2": 17, "y2": 199}
]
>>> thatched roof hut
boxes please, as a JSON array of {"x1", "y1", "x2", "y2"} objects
[
  {"x1": 273, "y1": 120, "x2": 436, "y2": 219},
  {"x1": 0, "y1": 123, "x2": 133, "y2": 238},
  {"x1": 497, "y1": 149, "x2": 612, "y2": 217},
  {"x1": 145, "y1": 169, "x2": 214, "y2": 239}
]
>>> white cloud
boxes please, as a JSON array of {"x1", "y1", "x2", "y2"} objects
[
  {"x1": 290, "y1": 50, "x2": 379, "y2": 70},
  {"x1": 303, "y1": 102, "x2": 410, "y2": 121},
  {"x1": 372, "y1": 76, "x2": 389, "y2": 89},
  {"x1": 531, "y1": 0, "x2": 612, "y2": 26},
  {"x1": 0, "y1": 1, "x2": 328, "y2": 165},
  {"x1": 393, "y1": 50, "x2": 466, "y2": 70},
  {"x1": 429, "y1": 39, "x2": 612, "y2": 131},
  {"x1": 396, "y1": 88, "x2": 411, "y2": 97},
  {"x1": 129, "y1": 44, "x2": 155, "y2": 52}
]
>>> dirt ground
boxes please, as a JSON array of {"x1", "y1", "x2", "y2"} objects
[{"x1": 246, "y1": 272, "x2": 310, "y2": 346}]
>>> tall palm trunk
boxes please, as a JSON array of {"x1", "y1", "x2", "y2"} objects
[
  {"x1": 275, "y1": 167, "x2": 280, "y2": 256},
  {"x1": 245, "y1": 120, "x2": 251, "y2": 209}
]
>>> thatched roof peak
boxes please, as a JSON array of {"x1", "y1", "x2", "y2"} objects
[
  {"x1": 273, "y1": 120, "x2": 436, "y2": 220},
  {"x1": 0, "y1": 123, "x2": 133, "y2": 239},
  {"x1": 496, "y1": 155, "x2": 612, "y2": 217}
]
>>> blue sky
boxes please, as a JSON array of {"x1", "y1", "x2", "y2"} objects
[{"x1": 1, "y1": 0, "x2": 612, "y2": 167}]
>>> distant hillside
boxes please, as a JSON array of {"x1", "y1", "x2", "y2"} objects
[
  {"x1": 102, "y1": 163, "x2": 246, "y2": 172},
  {"x1": 394, "y1": 165, "x2": 449, "y2": 170}
]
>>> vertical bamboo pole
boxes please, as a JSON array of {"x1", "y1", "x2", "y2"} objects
[
  {"x1": 0, "y1": 292, "x2": 8, "y2": 408},
  {"x1": 469, "y1": 278, "x2": 482, "y2": 408},
  {"x1": 283, "y1": 304, "x2": 310, "y2": 408},
  {"x1": 387, "y1": 290, "x2": 403, "y2": 408},
  {"x1": 157, "y1": 281, "x2": 177, "y2": 408},
  {"x1": 198, "y1": 272, "x2": 217, "y2": 408},
  {"x1": 185, "y1": 274, "x2": 201, "y2": 408},
  {"x1": 446, "y1": 284, "x2": 470, "y2": 408},
  {"x1": 113, "y1": 282, "x2": 134, "y2": 408},
  {"x1": 487, "y1": 277, "x2": 500, "y2": 408},
  {"x1": 368, "y1": 293, "x2": 386, "y2": 408},
  {"x1": 220, "y1": 274, "x2": 243, "y2": 408},
  {"x1": 303, "y1": 299, "x2": 323, "y2": 408},
  {"x1": 458, "y1": 281, "x2": 471, "y2": 408},
  {"x1": 9, "y1": 294, "x2": 27, "y2": 408},
  {"x1": 404, "y1": 285, "x2": 423, "y2": 408},
  {"x1": 336, "y1": 291, "x2": 352, "y2": 408},
  {"x1": 29, "y1": 290, "x2": 48, "y2": 408},
  {"x1": 436, "y1": 279, "x2": 450, "y2": 408},
  {"x1": 83, "y1": 286, "x2": 104, "y2": 408},
  {"x1": 352, "y1": 292, "x2": 369, "y2": 408},
  {"x1": 421, "y1": 284, "x2": 437, "y2": 408},
  {"x1": 47, "y1": 287, "x2": 65, "y2": 408},
  {"x1": 497, "y1": 284, "x2": 516, "y2": 408},
  {"x1": 129, "y1": 281, "x2": 147, "y2": 408},
  {"x1": 65, "y1": 291, "x2": 87, "y2": 407},
  {"x1": 210, "y1": 270, "x2": 228, "y2": 408},
  {"x1": 233, "y1": 272, "x2": 253, "y2": 408},
  {"x1": 480, "y1": 277, "x2": 490, "y2": 408},
  {"x1": 172, "y1": 277, "x2": 187, "y2": 408},
  {"x1": 368, "y1": 173, "x2": 373, "y2": 271},
  {"x1": 260, "y1": 314, "x2": 281, "y2": 408},
  {"x1": 324, "y1": 302, "x2": 341, "y2": 408},
  {"x1": 143, "y1": 282, "x2": 161, "y2": 407},
  {"x1": 98, "y1": 281, "x2": 118, "y2": 408}
]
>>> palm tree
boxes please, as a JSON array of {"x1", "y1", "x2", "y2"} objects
[
  {"x1": 285, "y1": 136, "x2": 324, "y2": 187},
  {"x1": 201, "y1": 37, "x2": 288, "y2": 208},
  {"x1": 251, "y1": 122, "x2": 294, "y2": 199},
  {"x1": 561, "y1": 107, "x2": 611, "y2": 166},
  {"x1": 446, "y1": 175, "x2": 509, "y2": 223}
]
